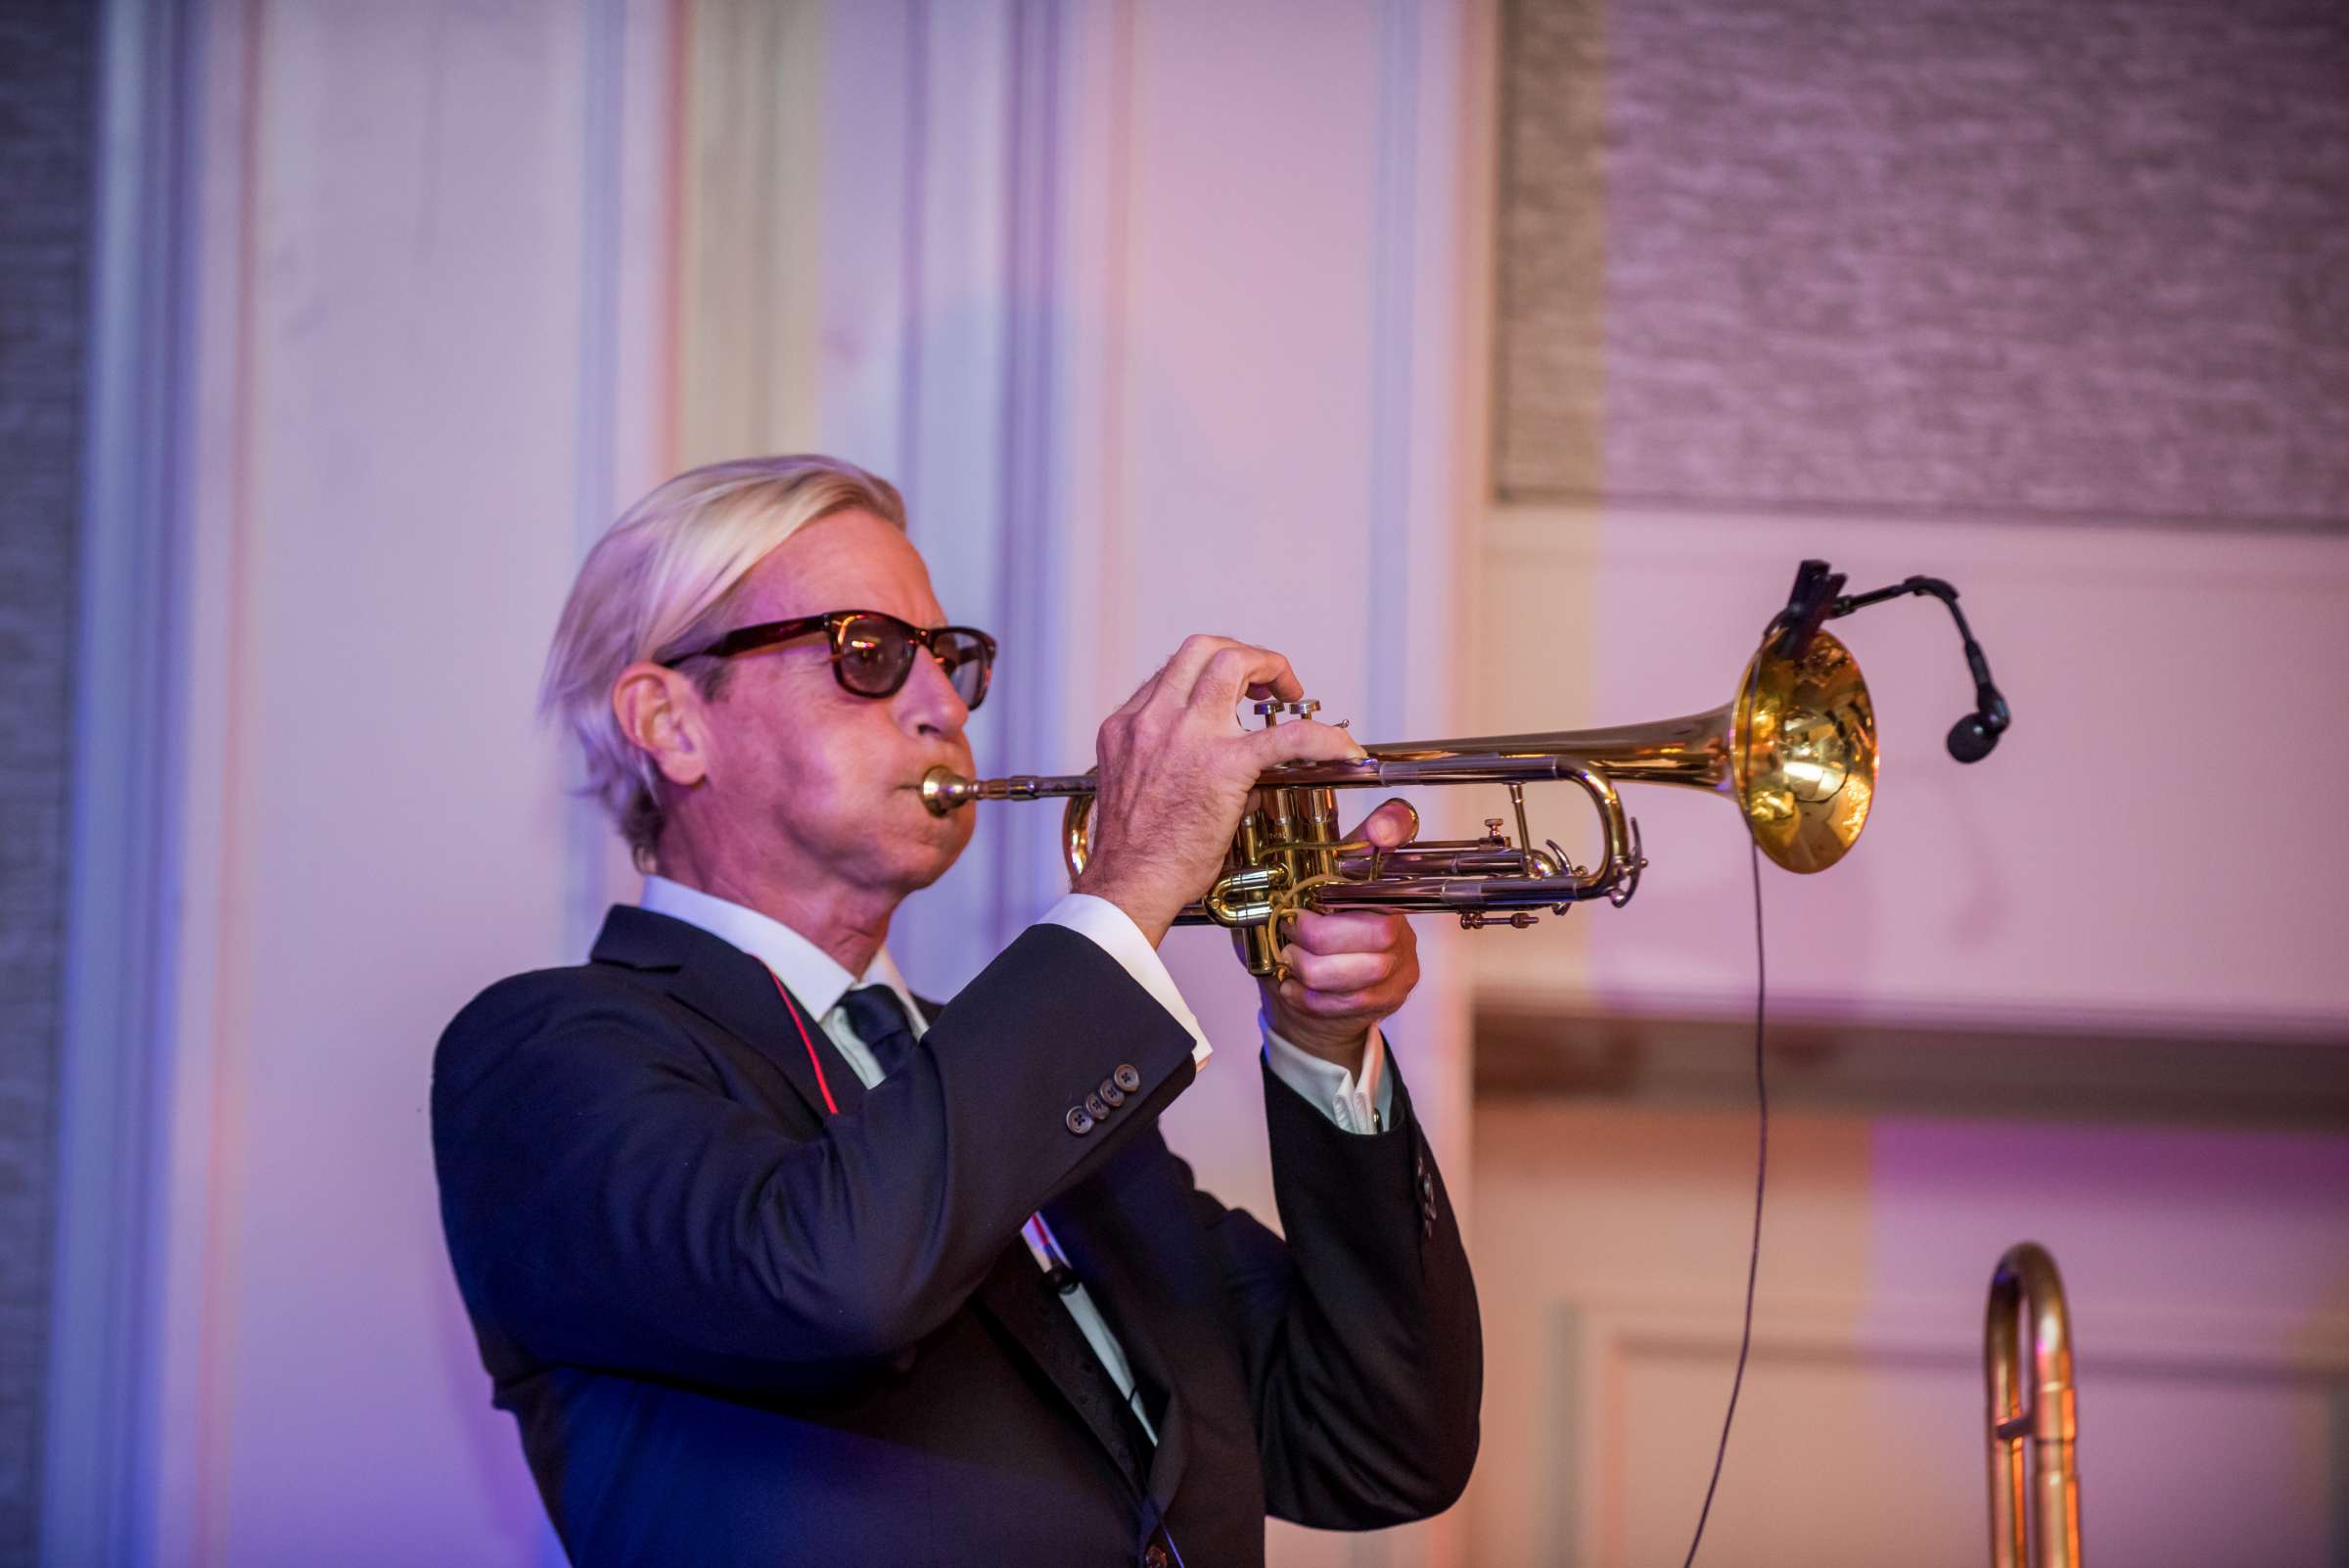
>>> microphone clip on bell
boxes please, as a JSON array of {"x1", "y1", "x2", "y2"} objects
[
  {"x1": 1771, "y1": 559, "x2": 1846, "y2": 662},
  {"x1": 1777, "y1": 561, "x2": 2011, "y2": 763}
]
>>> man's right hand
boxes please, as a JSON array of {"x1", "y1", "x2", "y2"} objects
[{"x1": 1072, "y1": 635, "x2": 1366, "y2": 946}]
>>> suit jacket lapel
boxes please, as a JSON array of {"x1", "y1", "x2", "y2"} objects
[
  {"x1": 574, "y1": 953, "x2": 1173, "y2": 1493},
  {"x1": 912, "y1": 993, "x2": 1179, "y2": 1498},
  {"x1": 967, "y1": 1241, "x2": 1155, "y2": 1495},
  {"x1": 588, "y1": 905, "x2": 866, "y2": 1122},
  {"x1": 1039, "y1": 1180, "x2": 1194, "y2": 1510}
]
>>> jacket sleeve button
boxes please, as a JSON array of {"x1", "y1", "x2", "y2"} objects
[
  {"x1": 1065, "y1": 1106, "x2": 1095, "y2": 1135},
  {"x1": 1113, "y1": 1063, "x2": 1141, "y2": 1094},
  {"x1": 1084, "y1": 1092, "x2": 1110, "y2": 1121},
  {"x1": 1096, "y1": 1077, "x2": 1127, "y2": 1108}
]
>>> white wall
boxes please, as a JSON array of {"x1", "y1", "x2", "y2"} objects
[
  {"x1": 1467, "y1": 1099, "x2": 2349, "y2": 1567},
  {"x1": 82, "y1": 3, "x2": 2346, "y2": 1565},
  {"x1": 1456, "y1": 2, "x2": 2349, "y2": 1561},
  {"x1": 137, "y1": 1, "x2": 674, "y2": 1562},
  {"x1": 1467, "y1": 504, "x2": 2349, "y2": 1038},
  {"x1": 91, "y1": 2, "x2": 1485, "y2": 1565},
  {"x1": 677, "y1": 5, "x2": 1483, "y2": 1560}
]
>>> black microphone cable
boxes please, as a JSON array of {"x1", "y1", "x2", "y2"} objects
[
  {"x1": 1679, "y1": 836, "x2": 1769, "y2": 1568},
  {"x1": 1674, "y1": 564, "x2": 2002, "y2": 1564},
  {"x1": 1679, "y1": 628, "x2": 1778, "y2": 1568}
]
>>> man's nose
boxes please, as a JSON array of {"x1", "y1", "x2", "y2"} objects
[{"x1": 896, "y1": 646, "x2": 969, "y2": 740}]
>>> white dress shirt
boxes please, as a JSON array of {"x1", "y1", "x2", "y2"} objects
[{"x1": 636, "y1": 876, "x2": 1395, "y2": 1443}]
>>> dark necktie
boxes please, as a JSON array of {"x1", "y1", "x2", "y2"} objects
[{"x1": 839, "y1": 984, "x2": 920, "y2": 1083}]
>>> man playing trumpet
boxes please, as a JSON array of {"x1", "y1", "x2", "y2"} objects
[{"x1": 432, "y1": 455, "x2": 1482, "y2": 1567}]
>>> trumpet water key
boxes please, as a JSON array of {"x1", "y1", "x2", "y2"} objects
[{"x1": 919, "y1": 620, "x2": 1878, "y2": 980}]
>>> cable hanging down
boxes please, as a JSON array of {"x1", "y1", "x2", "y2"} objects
[{"x1": 1679, "y1": 839, "x2": 1769, "y2": 1568}]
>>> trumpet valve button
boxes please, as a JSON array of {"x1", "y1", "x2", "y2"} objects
[
  {"x1": 1253, "y1": 698, "x2": 1321, "y2": 724},
  {"x1": 1483, "y1": 818, "x2": 1506, "y2": 840}
]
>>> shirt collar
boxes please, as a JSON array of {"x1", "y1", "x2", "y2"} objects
[{"x1": 639, "y1": 875, "x2": 910, "y2": 1020}]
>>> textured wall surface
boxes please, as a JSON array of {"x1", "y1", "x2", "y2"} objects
[
  {"x1": 1477, "y1": 8, "x2": 2349, "y2": 1559},
  {"x1": 0, "y1": 3, "x2": 97, "y2": 1563},
  {"x1": 1497, "y1": 0, "x2": 2349, "y2": 525}
]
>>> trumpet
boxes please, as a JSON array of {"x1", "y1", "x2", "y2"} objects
[{"x1": 920, "y1": 625, "x2": 1877, "y2": 979}]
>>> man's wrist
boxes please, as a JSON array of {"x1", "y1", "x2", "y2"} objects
[
  {"x1": 1301, "y1": 1035, "x2": 1370, "y2": 1074},
  {"x1": 1068, "y1": 871, "x2": 1173, "y2": 948},
  {"x1": 1259, "y1": 1009, "x2": 1373, "y2": 1074},
  {"x1": 1262, "y1": 1018, "x2": 1390, "y2": 1135}
]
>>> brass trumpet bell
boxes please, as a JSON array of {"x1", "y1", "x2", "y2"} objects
[
  {"x1": 1728, "y1": 628, "x2": 1875, "y2": 874},
  {"x1": 919, "y1": 626, "x2": 1877, "y2": 978}
]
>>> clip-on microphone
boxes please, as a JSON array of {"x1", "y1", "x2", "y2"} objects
[{"x1": 1774, "y1": 559, "x2": 2010, "y2": 762}]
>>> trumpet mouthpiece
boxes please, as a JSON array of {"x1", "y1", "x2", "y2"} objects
[{"x1": 919, "y1": 766, "x2": 978, "y2": 815}]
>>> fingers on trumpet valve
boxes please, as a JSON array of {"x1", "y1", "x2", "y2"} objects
[{"x1": 1346, "y1": 797, "x2": 1419, "y2": 851}]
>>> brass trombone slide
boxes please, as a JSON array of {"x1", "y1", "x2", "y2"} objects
[{"x1": 1986, "y1": 1242, "x2": 2083, "y2": 1568}]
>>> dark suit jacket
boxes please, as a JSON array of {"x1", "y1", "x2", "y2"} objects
[{"x1": 432, "y1": 906, "x2": 1480, "y2": 1567}]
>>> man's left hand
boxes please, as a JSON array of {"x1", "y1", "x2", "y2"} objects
[{"x1": 1258, "y1": 798, "x2": 1422, "y2": 1072}]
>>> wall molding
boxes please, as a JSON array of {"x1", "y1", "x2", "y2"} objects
[
  {"x1": 43, "y1": 0, "x2": 202, "y2": 1560},
  {"x1": 1546, "y1": 1294, "x2": 2349, "y2": 1566},
  {"x1": 988, "y1": 0, "x2": 1071, "y2": 946},
  {"x1": 1363, "y1": 0, "x2": 1420, "y2": 740},
  {"x1": 560, "y1": 0, "x2": 631, "y2": 965},
  {"x1": 672, "y1": 0, "x2": 825, "y2": 465},
  {"x1": 1486, "y1": 499, "x2": 2349, "y2": 573},
  {"x1": 1477, "y1": 1001, "x2": 2349, "y2": 1130},
  {"x1": 1466, "y1": 496, "x2": 2349, "y2": 1033}
]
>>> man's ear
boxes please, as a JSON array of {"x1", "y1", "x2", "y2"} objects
[{"x1": 613, "y1": 663, "x2": 713, "y2": 789}]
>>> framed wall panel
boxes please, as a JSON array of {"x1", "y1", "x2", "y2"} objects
[{"x1": 1495, "y1": 0, "x2": 2349, "y2": 528}]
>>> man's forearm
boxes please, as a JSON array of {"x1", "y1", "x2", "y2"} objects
[{"x1": 1247, "y1": 1054, "x2": 1482, "y2": 1524}]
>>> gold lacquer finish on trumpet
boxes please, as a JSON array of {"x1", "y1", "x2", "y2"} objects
[
  {"x1": 1986, "y1": 1242, "x2": 2084, "y2": 1568},
  {"x1": 920, "y1": 626, "x2": 1877, "y2": 979}
]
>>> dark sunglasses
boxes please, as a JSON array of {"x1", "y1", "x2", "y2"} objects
[{"x1": 664, "y1": 609, "x2": 995, "y2": 710}]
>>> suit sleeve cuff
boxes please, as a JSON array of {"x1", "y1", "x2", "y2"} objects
[
  {"x1": 1261, "y1": 1016, "x2": 1392, "y2": 1134},
  {"x1": 1039, "y1": 893, "x2": 1213, "y2": 1070}
]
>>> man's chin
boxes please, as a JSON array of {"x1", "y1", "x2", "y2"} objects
[{"x1": 897, "y1": 813, "x2": 973, "y2": 889}]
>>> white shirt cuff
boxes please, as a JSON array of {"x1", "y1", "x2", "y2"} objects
[
  {"x1": 1039, "y1": 893, "x2": 1214, "y2": 1070},
  {"x1": 1261, "y1": 1015, "x2": 1392, "y2": 1135}
]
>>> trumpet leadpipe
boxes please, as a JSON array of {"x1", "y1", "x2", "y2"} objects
[
  {"x1": 918, "y1": 768, "x2": 1094, "y2": 813},
  {"x1": 916, "y1": 739, "x2": 1714, "y2": 817}
]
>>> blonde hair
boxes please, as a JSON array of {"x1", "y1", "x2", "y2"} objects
[{"x1": 540, "y1": 454, "x2": 908, "y2": 867}]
